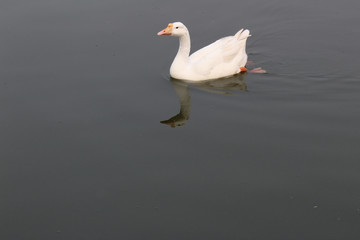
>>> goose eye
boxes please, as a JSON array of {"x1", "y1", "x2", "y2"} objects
[{"x1": 176, "y1": 27, "x2": 179, "y2": 29}]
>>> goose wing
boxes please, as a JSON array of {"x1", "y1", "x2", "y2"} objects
[{"x1": 189, "y1": 36, "x2": 245, "y2": 76}]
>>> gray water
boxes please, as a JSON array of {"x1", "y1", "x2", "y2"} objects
[{"x1": 1, "y1": 0, "x2": 360, "y2": 239}]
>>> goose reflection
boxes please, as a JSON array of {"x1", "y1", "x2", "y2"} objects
[{"x1": 161, "y1": 73, "x2": 247, "y2": 128}]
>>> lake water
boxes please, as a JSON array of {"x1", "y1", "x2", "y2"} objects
[{"x1": 1, "y1": 0, "x2": 360, "y2": 239}]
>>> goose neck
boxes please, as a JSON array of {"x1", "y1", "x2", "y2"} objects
[{"x1": 177, "y1": 33, "x2": 191, "y2": 58}]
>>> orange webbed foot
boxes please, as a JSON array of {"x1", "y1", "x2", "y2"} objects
[
  {"x1": 249, "y1": 67, "x2": 266, "y2": 74},
  {"x1": 240, "y1": 66, "x2": 247, "y2": 72}
]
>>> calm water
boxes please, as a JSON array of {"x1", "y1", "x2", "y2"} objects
[{"x1": 1, "y1": 0, "x2": 360, "y2": 239}]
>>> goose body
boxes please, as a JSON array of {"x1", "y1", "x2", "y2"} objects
[{"x1": 158, "y1": 22, "x2": 250, "y2": 81}]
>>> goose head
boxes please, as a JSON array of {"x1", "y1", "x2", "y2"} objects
[{"x1": 157, "y1": 22, "x2": 188, "y2": 37}]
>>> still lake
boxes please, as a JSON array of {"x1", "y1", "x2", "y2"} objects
[{"x1": 1, "y1": 0, "x2": 360, "y2": 239}]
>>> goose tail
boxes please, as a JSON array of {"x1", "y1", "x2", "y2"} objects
[{"x1": 235, "y1": 29, "x2": 251, "y2": 40}]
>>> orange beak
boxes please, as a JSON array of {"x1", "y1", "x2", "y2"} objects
[{"x1": 157, "y1": 23, "x2": 173, "y2": 36}]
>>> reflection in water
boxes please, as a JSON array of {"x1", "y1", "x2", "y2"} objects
[{"x1": 161, "y1": 73, "x2": 247, "y2": 128}]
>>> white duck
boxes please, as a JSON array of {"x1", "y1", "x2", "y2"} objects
[{"x1": 157, "y1": 22, "x2": 257, "y2": 81}]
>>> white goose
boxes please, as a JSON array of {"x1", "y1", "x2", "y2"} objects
[{"x1": 157, "y1": 22, "x2": 262, "y2": 81}]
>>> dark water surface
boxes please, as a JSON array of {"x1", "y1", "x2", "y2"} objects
[{"x1": 1, "y1": 0, "x2": 360, "y2": 239}]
